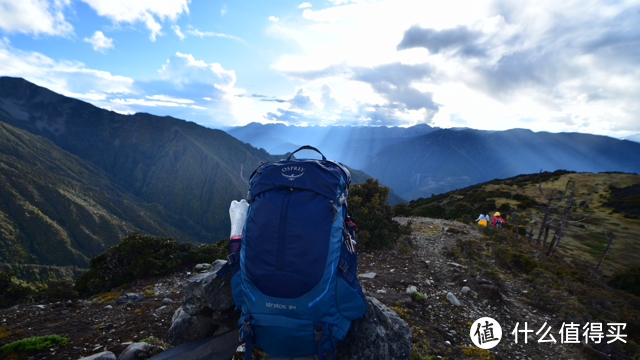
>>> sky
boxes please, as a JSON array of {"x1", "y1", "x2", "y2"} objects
[{"x1": 0, "y1": 0, "x2": 638, "y2": 138}]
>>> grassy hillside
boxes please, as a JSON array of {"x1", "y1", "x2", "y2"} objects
[
  {"x1": 395, "y1": 171, "x2": 640, "y2": 274},
  {"x1": 0, "y1": 120, "x2": 202, "y2": 267}
]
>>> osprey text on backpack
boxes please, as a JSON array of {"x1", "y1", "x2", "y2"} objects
[{"x1": 220, "y1": 145, "x2": 366, "y2": 360}]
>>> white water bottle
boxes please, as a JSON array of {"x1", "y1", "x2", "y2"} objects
[{"x1": 229, "y1": 199, "x2": 249, "y2": 241}]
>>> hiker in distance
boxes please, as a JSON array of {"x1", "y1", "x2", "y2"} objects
[
  {"x1": 492, "y1": 212, "x2": 505, "y2": 228},
  {"x1": 476, "y1": 209, "x2": 490, "y2": 226}
]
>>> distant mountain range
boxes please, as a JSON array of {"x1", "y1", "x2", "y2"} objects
[
  {"x1": 363, "y1": 129, "x2": 640, "y2": 200},
  {"x1": 624, "y1": 134, "x2": 640, "y2": 143},
  {"x1": 226, "y1": 122, "x2": 437, "y2": 169},
  {"x1": 228, "y1": 124, "x2": 640, "y2": 201}
]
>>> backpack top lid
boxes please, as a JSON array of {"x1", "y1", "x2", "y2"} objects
[{"x1": 249, "y1": 146, "x2": 351, "y2": 201}]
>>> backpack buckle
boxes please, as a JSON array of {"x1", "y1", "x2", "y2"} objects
[
  {"x1": 227, "y1": 251, "x2": 240, "y2": 265},
  {"x1": 314, "y1": 328, "x2": 323, "y2": 343},
  {"x1": 338, "y1": 258, "x2": 349, "y2": 273}
]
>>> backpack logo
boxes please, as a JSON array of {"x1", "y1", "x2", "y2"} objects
[{"x1": 282, "y1": 166, "x2": 305, "y2": 180}]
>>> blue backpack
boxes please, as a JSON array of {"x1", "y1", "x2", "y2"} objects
[{"x1": 221, "y1": 146, "x2": 366, "y2": 360}]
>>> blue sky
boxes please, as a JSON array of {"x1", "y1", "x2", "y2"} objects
[{"x1": 0, "y1": 0, "x2": 638, "y2": 137}]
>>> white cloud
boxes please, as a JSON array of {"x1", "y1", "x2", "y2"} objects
[
  {"x1": 0, "y1": 39, "x2": 133, "y2": 98},
  {"x1": 83, "y1": 31, "x2": 113, "y2": 52},
  {"x1": 185, "y1": 29, "x2": 244, "y2": 42},
  {"x1": 112, "y1": 98, "x2": 186, "y2": 107},
  {"x1": 298, "y1": 2, "x2": 312, "y2": 8},
  {"x1": 80, "y1": 0, "x2": 190, "y2": 41},
  {"x1": 221, "y1": 3, "x2": 227, "y2": 16},
  {"x1": 0, "y1": 0, "x2": 73, "y2": 36},
  {"x1": 269, "y1": 16, "x2": 280, "y2": 22},
  {"x1": 172, "y1": 25, "x2": 185, "y2": 40},
  {"x1": 146, "y1": 94, "x2": 194, "y2": 104},
  {"x1": 266, "y1": 0, "x2": 640, "y2": 136}
]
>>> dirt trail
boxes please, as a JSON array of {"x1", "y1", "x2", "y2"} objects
[{"x1": 357, "y1": 217, "x2": 619, "y2": 360}]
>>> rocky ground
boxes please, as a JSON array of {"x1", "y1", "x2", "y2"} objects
[{"x1": 0, "y1": 217, "x2": 633, "y2": 360}]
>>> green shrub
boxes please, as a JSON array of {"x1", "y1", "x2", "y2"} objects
[
  {"x1": 0, "y1": 271, "x2": 35, "y2": 308},
  {"x1": 608, "y1": 265, "x2": 640, "y2": 297},
  {"x1": 43, "y1": 280, "x2": 78, "y2": 300},
  {"x1": 0, "y1": 334, "x2": 68, "y2": 355},
  {"x1": 75, "y1": 233, "x2": 229, "y2": 296},
  {"x1": 348, "y1": 178, "x2": 410, "y2": 249},
  {"x1": 392, "y1": 202, "x2": 412, "y2": 217},
  {"x1": 414, "y1": 204, "x2": 445, "y2": 218}
]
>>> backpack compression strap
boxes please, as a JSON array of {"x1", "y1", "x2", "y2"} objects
[{"x1": 243, "y1": 314, "x2": 253, "y2": 360}]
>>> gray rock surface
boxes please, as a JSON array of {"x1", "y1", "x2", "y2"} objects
[
  {"x1": 79, "y1": 351, "x2": 116, "y2": 360},
  {"x1": 149, "y1": 329, "x2": 241, "y2": 360},
  {"x1": 162, "y1": 298, "x2": 174, "y2": 305},
  {"x1": 167, "y1": 307, "x2": 216, "y2": 346},
  {"x1": 358, "y1": 272, "x2": 376, "y2": 279},
  {"x1": 446, "y1": 292, "x2": 461, "y2": 306},
  {"x1": 115, "y1": 293, "x2": 144, "y2": 304},
  {"x1": 181, "y1": 260, "x2": 233, "y2": 315},
  {"x1": 118, "y1": 342, "x2": 156, "y2": 360},
  {"x1": 195, "y1": 263, "x2": 212, "y2": 271},
  {"x1": 336, "y1": 296, "x2": 412, "y2": 360}
]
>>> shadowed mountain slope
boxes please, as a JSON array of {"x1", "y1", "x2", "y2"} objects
[
  {"x1": 363, "y1": 128, "x2": 640, "y2": 200},
  {"x1": 0, "y1": 120, "x2": 199, "y2": 267},
  {"x1": 0, "y1": 77, "x2": 281, "y2": 245}
]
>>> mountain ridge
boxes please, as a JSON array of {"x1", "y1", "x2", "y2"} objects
[{"x1": 363, "y1": 128, "x2": 640, "y2": 200}]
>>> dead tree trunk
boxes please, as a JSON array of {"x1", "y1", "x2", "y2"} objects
[
  {"x1": 535, "y1": 171, "x2": 566, "y2": 247},
  {"x1": 547, "y1": 191, "x2": 574, "y2": 257},
  {"x1": 589, "y1": 232, "x2": 614, "y2": 280},
  {"x1": 541, "y1": 223, "x2": 551, "y2": 250}
]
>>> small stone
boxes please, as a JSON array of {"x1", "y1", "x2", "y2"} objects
[
  {"x1": 29, "y1": 305, "x2": 47, "y2": 310},
  {"x1": 195, "y1": 263, "x2": 212, "y2": 271},
  {"x1": 118, "y1": 342, "x2": 156, "y2": 360},
  {"x1": 461, "y1": 286, "x2": 471, "y2": 295},
  {"x1": 61, "y1": 310, "x2": 69, "y2": 314},
  {"x1": 406, "y1": 286, "x2": 417, "y2": 293},
  {"x1": 157, "y1": 306, "x2": 167, "y2": 312},
  {"x1": 446, "y1": 292, "x2": 462, "y2": 306},
  {"x1": 78, "y1": 351, "x2": 116, "y2": 360},
  {"x1": 358, "y1": 272, "x2": 376, "y2": 279},
  {"x1": 104, "y1": 305, "x2": 113, "y2": 310},
  {"x1": 450, "y1": 330, "x2": 457, "y2": 335},
  {"x1": 425, "y1": 280, "x2": 434, "y2": 286},
  {"x1": 447, "y1": 262, "x2": 467, "y2": 269},
  {"x1": 376, "y1": 290, "x2": 387, "y2": 294},
  {"x1": 116, "y1": 293, "x2": 144, "y2": 304},
  {"x1": 162, "y1": 298, "x2": 173, "y2": 305},
  {"x1": 445, "y1": 341, "x2": 451, "y2": 345}
]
